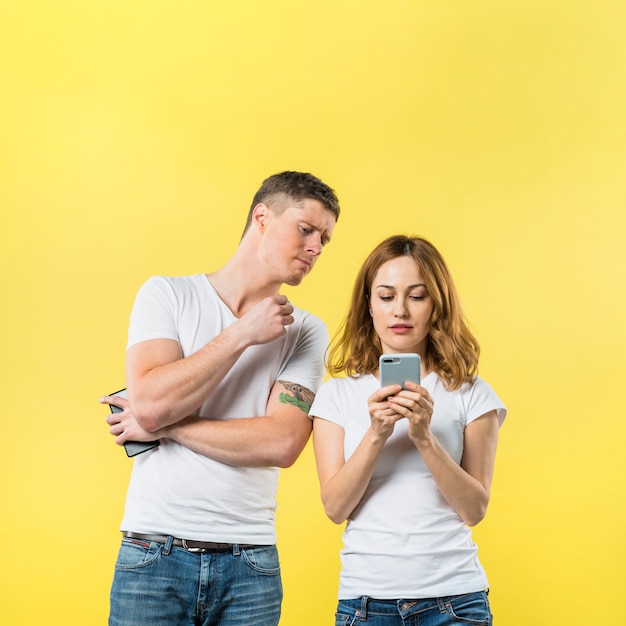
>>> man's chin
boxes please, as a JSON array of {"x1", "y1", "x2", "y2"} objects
[
  {"x1": 285, "y1": 275, "x2": 305, "y2": 287},
  {"x1": 284, "y1": 270, "x2": 308, "y2": 287}
]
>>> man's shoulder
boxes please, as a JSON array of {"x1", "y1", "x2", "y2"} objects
[
  {"x1": 290, "y1": 300, "x2": 324, "y2": 323},
  {"x1": 144, "y1": 273, "x2": 206, "y2": 285},
  {"x1": 140, "y1": 273, "x2": 210, "y2": 295},
  {"x1": 290, "y1": 304, "x2": 327, "y2": 336}
]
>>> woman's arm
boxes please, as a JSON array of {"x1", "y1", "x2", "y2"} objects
[
  {"x1": 414, "y1": 411, "x2": 499, "y2": 526},
  {"x1": 389, "y1": 381, "x2": 500, "y2": 526},
  {"x1": 312, "y1": 384, "x2": 404, "y2": 524}
]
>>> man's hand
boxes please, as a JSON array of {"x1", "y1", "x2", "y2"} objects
[
  {"x1": 100, "y1": 395, "x2": 164, "y2": 446},
  {"x1": 235, "y1": 295, "x2": 294, "y2": 346}
]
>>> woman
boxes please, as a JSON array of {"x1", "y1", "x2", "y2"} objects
[{"x1": 311, "y1": 235, "x2": 506, "y2": 626}]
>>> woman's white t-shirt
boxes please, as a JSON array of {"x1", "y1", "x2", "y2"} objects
[{"x1": 310, "y1": 373, "x2": 506, "y2": 599}]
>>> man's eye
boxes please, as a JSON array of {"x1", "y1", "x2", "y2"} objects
[{"x1": 300, "y1": 226, "x2": 312, "y2": 235}]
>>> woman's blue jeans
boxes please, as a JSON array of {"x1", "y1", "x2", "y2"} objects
[
  {"x1": 108, "y1": 535, "x2": 283, "y2": 626},
  {"x1": 334, "y1": 591, "x2": 492, "y2": 626}
]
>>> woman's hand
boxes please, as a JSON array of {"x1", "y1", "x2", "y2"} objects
[
  {"x1": 368, "y1": 384, "x2": 407, "y2": 440},
  {"x1": 385, "y1": 381, "x2": 434, "y2": 445}
]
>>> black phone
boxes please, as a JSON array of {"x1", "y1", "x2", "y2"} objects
[
  {"x1": 379, "y1": 353, "x2": 421, "y2": 389},
  {"x1": 108, "y1": 388, "x2": 160, "y2": 457}
]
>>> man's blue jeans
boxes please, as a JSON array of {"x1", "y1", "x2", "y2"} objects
[
  {"x1": 109, "y1": 535, "x2": 283, "y2": 626},
  {"x1": 334, "y1": 592, "x2": 492, "y2": 626}
]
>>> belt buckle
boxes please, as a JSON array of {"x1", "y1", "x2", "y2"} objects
[{"x1": 181, "y1": 539, "x2": 204, "y2": 553}]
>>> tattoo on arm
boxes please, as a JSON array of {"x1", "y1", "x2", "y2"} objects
[{"x1": 277, "y1": 381, "x2": 315, "y2": 414}]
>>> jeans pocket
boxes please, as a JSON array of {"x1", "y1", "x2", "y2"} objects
[
  {"x1": 335, "y1": 612, "x2": 360, "y2": 626},
  {"x1": 240, "y1": 545, "x2": 281, "y2": 576},
  {"x1": 114, "y1": 538, "x2": 163, "y2": 571},
  {"x1": 335, "y1": 601, "x2": 363, "y2": 626},
  {"x1": 445, "y1": 591, "x2": 492, "y2": 625}
]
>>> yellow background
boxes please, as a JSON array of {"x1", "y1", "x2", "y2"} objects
[{"x1": 1, "y1": 1, "x2": 625, "y2": 624}]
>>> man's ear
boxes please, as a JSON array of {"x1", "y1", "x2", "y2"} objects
[{"x1": 251, "y1": 203, "x2": 270, "y2": 231}]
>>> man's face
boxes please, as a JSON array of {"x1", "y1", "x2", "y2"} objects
[{"x1": 259, "y1": 199, "x2": 336, "y2": 286}]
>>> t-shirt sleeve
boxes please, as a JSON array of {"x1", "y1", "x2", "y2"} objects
[
  {"x1": 464, "y1": 377, "x2": 507, "y2": 427},
  {"x1": 309, "y1": 378, "x2": 343, "y2": 426},
  {"x1": 126, "y1": 276, "x2": 180, "y2": 350},
  {"x1": 275, "y1": 312, "x2": 329, "y2": 399}
]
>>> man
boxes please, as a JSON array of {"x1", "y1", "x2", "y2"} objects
[{"x1": 101, "y1": 171, "x2": 340, "y2": 626}]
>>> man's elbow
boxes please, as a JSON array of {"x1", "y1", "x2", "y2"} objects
[
  {"x1": 271, "y1": 424, "x2": 311, "y2": 468},
  {"x1": 273, "y1": 439, "x2": 306, "y2": 468},
  {"x1": 135, "y1": 415, "x2": 161, "y2": 433},
  {"x1": 133, "y1": 401, "x2": 170, "y2": 433}
]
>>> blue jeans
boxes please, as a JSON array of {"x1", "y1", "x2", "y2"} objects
[
  {"x1": 335, "y1": 592, "x2": 492, "y2": 626},
  {"x1": 109, "y1": 535, "x2": 283, "y2": 626}
]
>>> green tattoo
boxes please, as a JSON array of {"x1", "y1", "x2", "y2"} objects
[{"x1": 278, "y1": 381, "x2": 315, "y2": 414}]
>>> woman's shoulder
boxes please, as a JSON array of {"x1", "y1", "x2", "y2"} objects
[
  {"x1": 323, "y1": 373, "x2": 375, "y2": 387},
  {"x1": 317, "y1": 373, "x2": 375, "y2": 397},
  {"x1": 460, "y1": 376, "x2": 507, "y2": 424},
  {"x1": 312, "y1": 374, "x2": 375, "y2": 421}
]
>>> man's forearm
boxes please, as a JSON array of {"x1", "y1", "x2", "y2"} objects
[
  {"x1": 127, "y1": 325, "x2": 250, "y2": 431},
  {"x1": 163, "y1": 414, "x2": 312, "y2": 468}
]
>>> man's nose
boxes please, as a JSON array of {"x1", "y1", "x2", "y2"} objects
[{"x1": 307, "y1": 235, "x2": 323, "y2": 256}]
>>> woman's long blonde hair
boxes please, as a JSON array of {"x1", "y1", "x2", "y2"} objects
[{"x1": 327, "y1": 235, "x2": 479, "y2": 391}]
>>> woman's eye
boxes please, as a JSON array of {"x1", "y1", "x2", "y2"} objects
[{"x1": 379, "y1": 296, "x2": 394, "y2": 302}]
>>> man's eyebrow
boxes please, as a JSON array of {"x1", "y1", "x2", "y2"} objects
[{"x1": 305, "y1": 221, "x2": 331, "y2": 244}]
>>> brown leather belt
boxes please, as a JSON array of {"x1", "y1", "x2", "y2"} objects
[{"x1": 123, "y1": 531, "x2": 260, "y2": 553}]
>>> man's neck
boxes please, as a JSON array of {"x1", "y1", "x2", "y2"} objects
[{"x1": 207, "y1": 248, "x2": 282, "y2": 318}]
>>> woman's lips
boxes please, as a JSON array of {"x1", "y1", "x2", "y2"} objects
[{"x1": 390, "y1": 325, "x2": 412, "y2": 334}]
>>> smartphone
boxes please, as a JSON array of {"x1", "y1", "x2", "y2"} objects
[
  {"x1": 108, "y1": 388, "x2": 160, "y2": 458},
  {"x1": 379, "y1": 353, "x2": 421, "y2": 389}
]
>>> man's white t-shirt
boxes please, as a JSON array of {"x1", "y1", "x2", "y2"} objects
[
  {"x1": 310, "y1": 372, "x2": 506, "y2": 599},
  {"x1": 120, "y1": 274, "x2": 328, "y2": 545}
]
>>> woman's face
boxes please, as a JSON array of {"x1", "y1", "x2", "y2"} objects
[{"x1": 369, "y1": 255, "x2": 434, "y2": 357}]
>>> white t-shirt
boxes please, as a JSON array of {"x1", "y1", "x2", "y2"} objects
[
  {"x1": 120, "y1": 274, "x2": 328, "y2": 544},
  {"x1": 310, "y1": 372, "x2": 506, "y2": 599}
]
